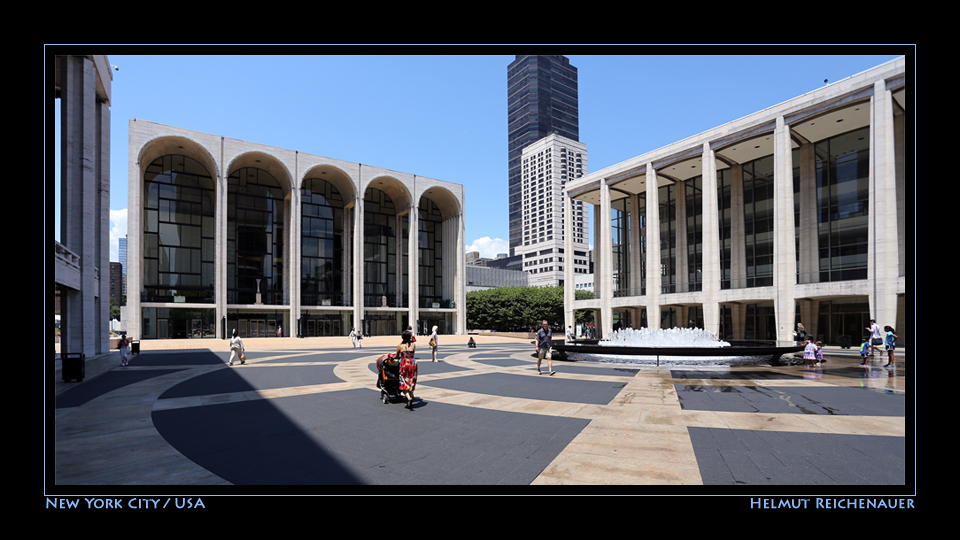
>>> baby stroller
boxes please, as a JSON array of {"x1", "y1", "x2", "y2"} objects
[{"x1": 376, "y1": 353, "x2": 402, "y2": 404}]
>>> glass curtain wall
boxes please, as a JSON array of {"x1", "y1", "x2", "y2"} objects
[
  {"x1": 227, "y1": 168, "x2": 285, "y2": 305},
  {"x1": 418, "y1": 198, "x2": 443, "y2": 308},
  {"x1": 611, "y1": 197, "x2": 630, "y2": 296},
  {"x1": 659, "y1": 185, "x2": 676, "y2": 294},
  {"x1": 717, "y1": 169, "x2": 733, "y2": 290},
  {"x1": 685, "y1": 176, "x2": 703, "y2": 292},
  {"x1": 301, "y1": 178, "x2": 344, "y2": 306},
  {"x1": 743, "y1": 156, "x2": 774, "y2": 288},
  {"x1": 363, "y1": 188, "x2": 397, "y2": 307},
  {"x1": 142, "y1": 155, "x2": 216, "y2": 304},
  {"x1": 815, "y1": 127, "x2": 870, "y2": 282}
]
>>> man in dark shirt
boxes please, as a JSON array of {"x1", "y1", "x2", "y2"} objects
[{"x1": 535, "y1": 320, "x2": 555, "y2": 375}]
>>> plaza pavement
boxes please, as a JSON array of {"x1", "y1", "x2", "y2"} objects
[{"x1": 50, "y1": 335, "x2": 909, "y2": 489}]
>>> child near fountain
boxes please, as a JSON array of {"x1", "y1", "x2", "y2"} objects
[{"x1": 803, "y1": 339, "x2": 817, "y2": 367}]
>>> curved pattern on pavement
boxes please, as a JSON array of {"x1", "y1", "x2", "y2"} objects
[{"x1": 53, "y1": 341, "x2": 907, "y2": 486}]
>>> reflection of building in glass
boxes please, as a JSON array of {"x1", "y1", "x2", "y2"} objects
[
  {"x1": 566, "y1": 57, "x2": 907, "y2": 346},
  {"x1": 127, "y1": 120, "x2": 465, "y2": 339}
]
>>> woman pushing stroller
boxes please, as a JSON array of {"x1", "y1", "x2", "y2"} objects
[{"x1": 397, "y1": 330, "x2": 418, "y2": 409}]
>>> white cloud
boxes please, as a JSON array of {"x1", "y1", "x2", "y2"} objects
[
  {"x1": 110, "y1": 208, "x2": 127, "y2": 263},
  {"x1": 465, "y1": 236, "x2": 508, "y2": 259}
]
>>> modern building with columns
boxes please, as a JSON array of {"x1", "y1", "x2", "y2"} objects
[
  {"x1": 126, "y1": 120, "x2": 466, "y2": 340},
  {"x1": 564, "y1": 56, "x2": 907, "y2": 345}
]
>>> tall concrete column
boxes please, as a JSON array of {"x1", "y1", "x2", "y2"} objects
[
  {"x1": 353, "y1": 181, "x2": 365, "y2": 332},
  {"x1": 60, "y1": 55, "x2": 110, "y2": 357},
  {"x1": 599, "y1": 181, "x2": 613, "y2": 338},
  {"x1": 869, "y1": 79, "x2": 899, "y2": 330},
  {"x1": 563, "y1": 188, "x2": 574, "y2": 333},
  {"x1": 407, "y1": 202, "x2": 419, "y2": 330},
  {"x1": 701, "y1": 143, "x2": 721, "y2": 335},
  {"x1": 645, "y1": 164, "x2": 661, "y2": 328},
  {"x1": 773, "y1": 117, "x2": 798, "y2": 342}
]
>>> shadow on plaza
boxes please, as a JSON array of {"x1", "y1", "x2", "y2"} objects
[{"x1": 59, "y1": 345, "x2": 591, "y2": 486}]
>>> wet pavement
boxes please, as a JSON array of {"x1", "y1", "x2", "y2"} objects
[{"x1": 49, "y1": 336, "x2": 911, "y2": 493}]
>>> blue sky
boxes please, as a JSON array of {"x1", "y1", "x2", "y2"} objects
[{"x1": 49, "y1": 49, "x2": 906, "y2": 262}]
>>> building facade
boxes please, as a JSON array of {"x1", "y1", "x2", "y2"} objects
[
  {"x1": 516, "y1": 133, "x2": 590, "y2": 287},
  {"x1": 54, "y1": 55, "x2": 113, "y2": 358},
  {"x1": 565, "y1": 57, "x2": 907, "y2": 346},
  {"x1": 126, "y1": 120, "x2": 466, "y2": 340},
  {"x1": 507, "y1": 55, "x2": 579, "y2": 255}
]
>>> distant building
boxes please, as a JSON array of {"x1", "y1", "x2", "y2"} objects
[
  {"x1": 507, "y1": 55, "x2": 579, "y2": 256},
  {"x1": 515, "y1": 133, "x2": 590, "y2": 287}
]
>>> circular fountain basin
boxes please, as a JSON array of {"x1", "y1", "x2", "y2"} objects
[{"x1": 553, "y1": 340, "x2": 804, "y2": 367}]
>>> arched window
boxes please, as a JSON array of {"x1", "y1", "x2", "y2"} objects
[
  {"x1": 301, "y1": 178, "x2": 344, "y2": 305},
  {"x1": 228, "y1": 167, "x2": 285, "y2": 305},
  {"x1": 142, "y1": 155, "x2": 215, "y2": 303}
]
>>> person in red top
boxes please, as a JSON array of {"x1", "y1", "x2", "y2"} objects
[{"x1": 397, "y1": 330, "x2": 418, "y2": 409}]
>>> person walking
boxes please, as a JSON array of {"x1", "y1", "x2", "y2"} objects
[
  {"x1": 867, "y1": 319, "x2": 883, "y2": 357},
  {"x1": 229, "y1": 329, "x2": 245, "y2": 366},
  {"x1": 536, "y1": 320, "x2": 555, "y2": 375},
  {"x1": 357, "y1": 329, "x2": 363, "y2": 348},
  {"x1": 429, "y1": 326, "x2": 439, "y2": 362},
  {"x1": 566, "y1": 325, "x2": 575, "y2": 343},
  {"x1": 884, "y1": 326, "x2": 898, "y2": 368},
  {"x1": 397, "y1": 330, "x2": 418, "y2": 409},
  {"x1": 118, "y1": 335, "x2": 129, "y2": 367},
  {"x1": 349, "y1": 328, "x2": 358, "y2": 348}
]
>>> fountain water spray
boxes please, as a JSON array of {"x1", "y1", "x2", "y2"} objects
[{"x1": 600, "y1": 327, "x2": 730, "y2": 348}]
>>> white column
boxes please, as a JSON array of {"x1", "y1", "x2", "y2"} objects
[
  {"x1": 408, "y1": 202, "x2": 419, "y2": 330},
  {"x1": 353, "y1": 182, "x2": 365, "y2": 332},
  {"x1": 869, "y1": 79, "x2": 900, "y2": 330},
  {"x1": 773, "y1": 116, "x2": 798, "y2": 342},
  {"x1": 701, "y1": 143, "x2": 721, "y2": 335},
  {"x1": 599, "y1": 180, "x2": 613, "y2": 338},
  {"x1": 216, "y1": 138, "x2": 227, "y2": 338},
  {"x1": 645, "y1": 164, "x2": 661, "y2": 328},
  {"x1": 563, "y1": 188, "x2": 574, "y2": 333}
]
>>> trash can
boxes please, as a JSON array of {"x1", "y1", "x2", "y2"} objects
[
  {"x1": 62, "y1": 353, "x2": 85, "y2": 382},
  {"x1": 839, "y1": 335, "x2": 851, "y2": 349},
  {"x1": 131, "y1": 340, "x2": 140, "y2": 354}
]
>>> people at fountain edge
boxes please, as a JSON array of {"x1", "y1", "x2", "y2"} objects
[
  {"x1": 884, "y1": 326, "x2": 897, "y2": 368},
  {"x1": 860, "y1": 337, "x2": 871, "y2": 365},
  {"x1": 815, "y1": 341, "x2": 824, "y2": 366},
  {"x1": 803, "y1": 338, "x2": 817, "y2": 368},
  {"x1": 867, "y1": 319, "x2": 883, "y2": 356},
  {"x1": 536, "y1": 320, "x2": 555, "y2": 376}
]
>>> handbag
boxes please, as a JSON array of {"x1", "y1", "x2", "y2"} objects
[
  {"x1": 429, "y1": 337, "x2": 437, "y2": 347},
  {"x1": 240, "y1": 352, "x2": 246, "y2": 362}
]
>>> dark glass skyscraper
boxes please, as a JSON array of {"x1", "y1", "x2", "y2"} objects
[{"x1": 507, "y1": 55, "x2": 579, "y2": 255}]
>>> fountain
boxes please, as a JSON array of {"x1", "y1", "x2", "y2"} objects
[{"x1": 553, "y1": 327, "x2": 804, "y2": 366}]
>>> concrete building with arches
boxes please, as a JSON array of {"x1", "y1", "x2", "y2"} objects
[
  {"x1": 564, "y1": 56, "x2": 908, "y2": 346},
  {"x1": 126, "y1": 120, "x2": 466, "y2": 340}
]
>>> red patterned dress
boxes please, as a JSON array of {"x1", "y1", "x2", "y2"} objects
[{"x1": 398, "y1": 346, "x2": 417, "y2": 393}]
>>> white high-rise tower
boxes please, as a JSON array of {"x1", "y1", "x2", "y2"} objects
[{"x1": 516, "y1": 133, "x2": 589, "y2": 287}]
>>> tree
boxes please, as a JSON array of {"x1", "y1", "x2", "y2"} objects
[{"x1": 467, "y1": 286, "x2": 567, "y2": 331}]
